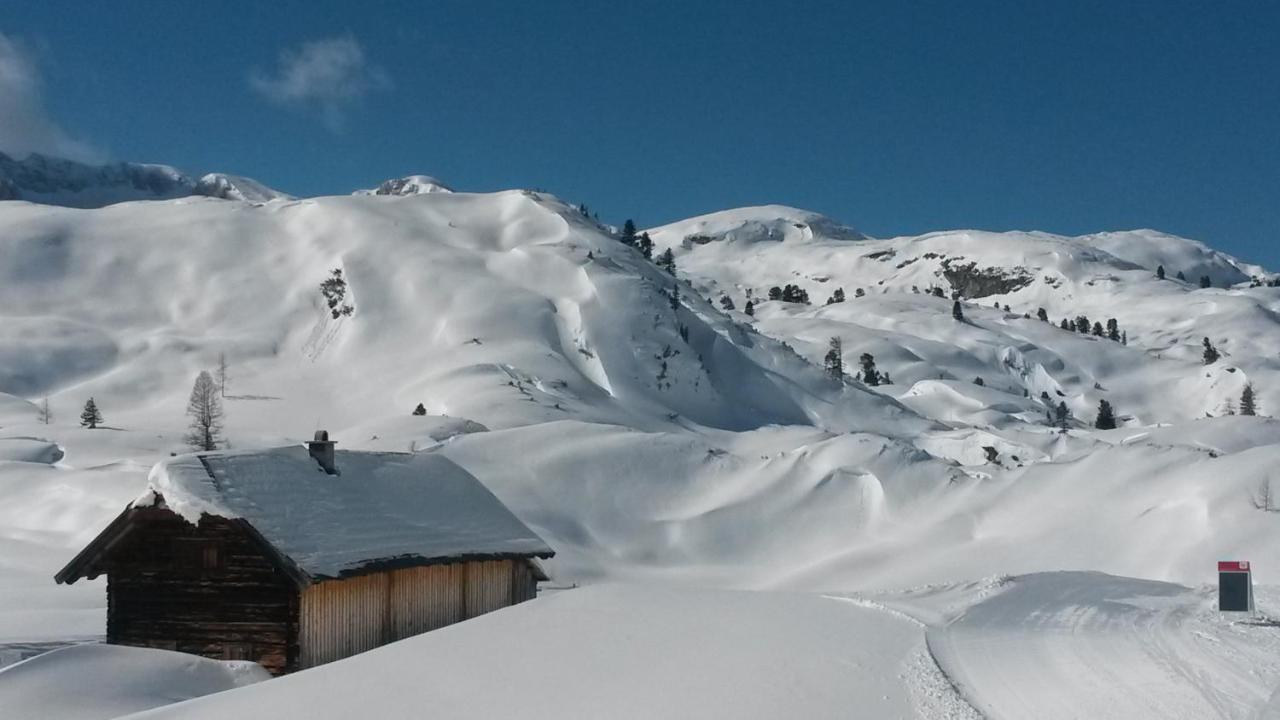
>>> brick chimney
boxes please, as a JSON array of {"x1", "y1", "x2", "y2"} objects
[{"x1": 308, "y1": 430, "x2": 337, "y2": 474}]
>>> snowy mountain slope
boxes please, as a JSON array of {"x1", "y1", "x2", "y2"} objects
[
  {"x1": 649, "y1": 207, "x2": 1280, "y2": 422},
  {"x1": 193, "y1": 173, "x2": 294, "y2": 203},
  {"x1": 0, "y1": 152, "x2": 289, "y2": 207},
  {"x1": 354, "y1": 175, "x2": 453, "y2": 196},
  {"x1": 4, "y1": 181, "x2": 1280, "y2": 717}
]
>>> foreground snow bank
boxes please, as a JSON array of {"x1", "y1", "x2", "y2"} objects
[
  {"x1": 129, "y1": 584, "x2": 971, "y2": 720},
  {"x1": 0, "y1": 644, "x2": 268, "y2": 720}
]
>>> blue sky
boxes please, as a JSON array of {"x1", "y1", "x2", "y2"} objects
[{"x1": 1, "y1": 2, "x2": 1277, "y2": 265}]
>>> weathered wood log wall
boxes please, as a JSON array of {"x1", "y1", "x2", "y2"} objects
[
  {"x1": 105, "y1": 510, "x2": 297, "y2": 675},
  {"x1": 299, "y1": 558, "x2": 540, "y2": 668}
]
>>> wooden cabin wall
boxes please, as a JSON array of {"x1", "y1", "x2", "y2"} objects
[
  {"x1": 299, "y1": 558, "x2": 539, "y2": 669},
  {"x1": 105, "y1": 511, "x2": 297, "y2": 675}
]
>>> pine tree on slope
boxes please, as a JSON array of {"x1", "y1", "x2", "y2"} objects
[
  {"x1": 824, "y1": 337, "x2": 844, "y2": 380},
  {"x1": 1241, "y1": 384, "x2": 1258, "y2": 416},
  {"x1": 637, "y1": 232, "x2": 654, "y2": 259},
  {"x1": 1095, "y1": 399, "x2": 1117, "y2": 429},
  {"x1": 952, "y1": 300, "x2": 964, "y2": 321},
  {"x1": 619, "y1": 219, "x2": 637, "y2": 246},
  {"x1": 1203, "y1": 337, "x2": 1220, "y2": 365},
  {"x1": 80, "y1": 398, "x2": 103, "y2": 429},
  {"x1": 1055, "y1": 401, "x2": 1070, "y2": 433},
  {"x1": 859, "y1": 352, "x2": 880, "y2": 386}
]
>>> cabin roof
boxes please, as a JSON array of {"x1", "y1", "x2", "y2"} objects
[{"x1": 57, "y1": 446, "x2": 553, "y2": 585}]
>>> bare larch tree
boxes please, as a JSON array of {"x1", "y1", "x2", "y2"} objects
[{"x1": 184, "y1": 371, "x2": 225, "y2": 451}]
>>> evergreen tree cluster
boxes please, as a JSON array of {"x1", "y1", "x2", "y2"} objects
[
  {"x1": 319, "y1": 268, "x2": 355, "y2": 319},
  {"x1": 768, "y1": 284, "x2": 810, "y2": 304},
  {"x1": 1203, "y1": 337, "x2": 1220, "y2": 365},
  {"x1": 860, "y1": 353, "x2": 880, "y2": 386},
  {"x1": 825, "y1": 288, "x2": 845, "y2": 305}
]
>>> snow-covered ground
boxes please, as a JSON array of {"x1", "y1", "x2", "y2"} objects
[{"x1": 2, "y1": 173, "x2": 1280, "y2": 717}]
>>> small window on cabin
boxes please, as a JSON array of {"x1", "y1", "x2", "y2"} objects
[
  {"x1": 223, "y1": 643, "x2": 253, "y2": 661},
  {"x1": 173, "y1": 538, "x2": 224, "y2": 574}
]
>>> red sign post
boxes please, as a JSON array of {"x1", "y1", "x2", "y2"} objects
[{"x1": 1218, "y1": 561, "x2": 1254, "y2": 613}]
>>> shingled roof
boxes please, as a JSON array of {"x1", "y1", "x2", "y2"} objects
[{"x1": 56, "y1": 445, "x2": 553, "y2": 586}]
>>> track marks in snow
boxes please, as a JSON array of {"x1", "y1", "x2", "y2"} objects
[
  {"x1": 824, "y1": 595, "x2": 984, "y2": 719},
  {"x1": 926, "y1": 572, "x2": 1280, "y2": 719}
]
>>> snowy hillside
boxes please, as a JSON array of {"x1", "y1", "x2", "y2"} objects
[{"x1": 3, "y1": 182, "x2": 1280, "y2": 717}]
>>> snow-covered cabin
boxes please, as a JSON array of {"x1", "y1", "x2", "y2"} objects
[{"x1": 55, "y1": 432, "x2": 554, "y2": 675}]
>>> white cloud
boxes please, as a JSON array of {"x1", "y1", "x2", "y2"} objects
[
  {"x1": 250, "y1": 36, "x2": 390, "y2": 132},
  {"x1": 0, "y1": 32, "x2": 100, "y2": 162}
]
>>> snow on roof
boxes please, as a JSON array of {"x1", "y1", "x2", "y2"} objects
[{"x1": 135, "y1": 446, "x2": 553, "y2": 580}]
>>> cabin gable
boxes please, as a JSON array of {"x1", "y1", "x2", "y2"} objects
[{"x1": 102, "y1": 509, "x2": 299, "y2": 674}]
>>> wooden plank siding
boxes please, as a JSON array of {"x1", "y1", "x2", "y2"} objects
[
  {"x1": 103, "y1": 511, "x2": 298, "y2": 675},
  {"x1": 299, "y1": 559, "x2": 538, "y2": 669}
]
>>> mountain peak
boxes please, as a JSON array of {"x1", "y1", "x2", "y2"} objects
[{"x1": 355, "y1": 175, "x2": 453, "y2": 197}]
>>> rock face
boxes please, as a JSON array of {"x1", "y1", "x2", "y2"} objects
[{"x1": 941, "y1": 259, "x2": 1035, "y2": 298}]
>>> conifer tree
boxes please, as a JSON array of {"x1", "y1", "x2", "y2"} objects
[
  {"x1": 1037, "y1": 307, "x2": 1048, "y2": 322},
  {"x1": 656, "y1": 248, "x2": 676, "y2": 274},
  {"x1": 1095, "y1": 399, "x2": 1117, "y2": 429},
  {"x1": 826, "y1": 288, "x2": 845, "y2": 305},
  {"x1": 952, "y1": 300, "x2": 964, "y2": 321},
  {"x1": 1075, "y1": 315, "x2": 1091, "y2": 334},
  {"x1": 1106, "y1": 318, "x2": 1120, "y2": 341},
  {"x1": 854, "y1": 288, "x2": 866, "y2": 298},
  {"x1": 859, "y1": 352, "x2": 880, "y2": 386},
  {"x1": 80, "y1": 398, "x2": 103, "y2": 429},
  {"x1": 719, "y1": 295, "x2": 735, "y2": 311},
  {"x1": 669, "y1": 282, "x2": 681, "y2": 311},
  {"x1": 744, "y1": 299, "x2": 755, "y2": 316},
  {"x1": 1055, "y1": 401, "x2": 1070, "y2": 433},
  {"x1": 184, "y1": 371, "x2": 224, "y2": 451},
  {"x1": 1241, "y1": 384, "x2": 1258, "y2": 416},
  {"x1": 38, "y1": 398, "x2": 52, "y2": 425},
  {"x1": 1202, "y1": 337, "x2": 1220, "y2": 365},
  {"x1": 768, "y1": 286, "x2": 783, "y2": 301},
  {"x1": 1200, "y1": 275, "x2": 1211, "y2": 288},
  {"x1": 637, "y1": 232, "x2": 654, "y2": 259},
  {"x1": 1156, "y1": 265, "x2": 1165, "y2": 280},
  {"x1": 824, "y1": 337, "x2": 844, "y2": 380},
  {"x1": 1060, "y1": 318, "x2": 1071, "y2": 330},
  {"x1": 1092, "y1": 321, "x2": 1104, "y2": 337},
  {"x1": 412, "y1": 403, "x2": 427, "y2": 416},
  {"x1": 1176, "y1": 270, "x2": 1187, "y2": 281},
  {"x1": 619, "y1": 219, "x2": 637, "y2": 246}
]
